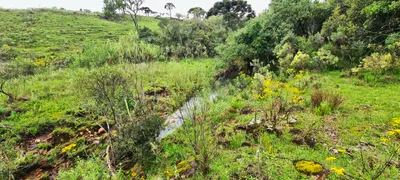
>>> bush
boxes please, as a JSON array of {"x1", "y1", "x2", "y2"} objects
[
  {"x1": 113, "y1": 115, "x2": 163, "y2": 169},
  {"x1": 311, "y1": 90, "x2": 344, "y2": 115},
  {"x1": 159, "y1": 17, "x2": 228, "y2": 59},
  {"x1": 58, "y1": 158, "x2": 111, "y2": 180},
  {"x1": 291, "y1": 51, "x2": 311, "y2": 70},
  {"x1": 0, "y1": 44, "x2": 17, "y2": 61},
  {"x1": 277, "y1": 43, "x2": 295, "y2": 71},
  {"x1": 313, "y1": 48, "x2": 339, "y2": 70},
  {"x1": 361, "y1": 53, "x2": 397, "y2": 79}
]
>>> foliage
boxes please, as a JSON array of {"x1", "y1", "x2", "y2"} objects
[
  {"x1": 188, "y1": 7, "x2": 206, "y2": 19},
  {"x1": 58, "y1": 158, "x2": 111, "y2": 180},
  {"x1": 313, "y1": 48, "x2": 339, "y2": 70},
  {"x1": 291, "y1": 51, "x2": 311, "y2": 70},
  {"x1": 72, "y1": 34, "x2": 160, "y2": 68},
  {"x1": 220, "y1": 0, "x2": 399, "y2": 72},
  {"x1": 361, "y1": 53, "x2": 397, "y2": 79},
  {"x1": 103, "y1": 0, "x2": 124, "y2": 20},
  {"x1": 207, "y1": 0, "x2": 256, "y2": 30},
  {"x1": 311, "y1": 89, "x2": 344, "y2": 113},
  {"x1": 113, "y1": 115, "x2": 163, "y2": 169},
  {"x1": 158, "y1": 17, "x2": 228, "y2": 59}
]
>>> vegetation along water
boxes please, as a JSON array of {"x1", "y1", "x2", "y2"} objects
[{"x1": 0, "y1": 0, "x2": 400, "y2": 179}]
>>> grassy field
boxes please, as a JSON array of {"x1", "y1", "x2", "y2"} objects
[
  {"x1": 1, "y1": 8, "x2": 400, "y2": 180},
  {"x1": 0, "y1": 8, "x2": 159, "y2": 62}
]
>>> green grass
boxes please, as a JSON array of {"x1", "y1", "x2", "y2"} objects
[
  {"x1": 156, "y1": 71, "x2": 400, "y2": 179},
  {"x1": 0, "y1": 8, "x2": 160, "y2": 62}
]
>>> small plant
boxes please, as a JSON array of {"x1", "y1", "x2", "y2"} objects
[
  {"x1": 311, "y1": 90, "x2": 344, "y2": 115},
  {"x1": 311, "y1": 90, "x2": 325, "y2": 107},
  {"x1": 294, "y1": 160, "x2": 324, "y2": 175},
  {"x1": 327, "y1": 92, "x2": 344, "y2": 109},
  {"x1": 37, "y1": 143, "x2": 52, "y2": 150},
  {"x1": 230, "y1": 131, "x2": 247, "y2": 149},
  {"x1": 314, "y1": 101, "x2": 332, "y2": 116},
  {"x1": 52, "y1": 127, "x2": 74, "y2": 137}
]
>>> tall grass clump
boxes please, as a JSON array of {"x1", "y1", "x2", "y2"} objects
[{"x1": 72, "y1": 33, "x2": 161, "y2": 68}]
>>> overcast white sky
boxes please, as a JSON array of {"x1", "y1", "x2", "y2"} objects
[{"x1": 0, "y1": 0, "x2": 270, "y2": 15}]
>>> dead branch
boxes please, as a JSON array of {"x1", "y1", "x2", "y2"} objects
[
  {"x1": 106, "y1": 145, "x2": 116, "y2": 178},
  {"x1": 0, "y1": 81, "x2": 14, "y2": 103}
]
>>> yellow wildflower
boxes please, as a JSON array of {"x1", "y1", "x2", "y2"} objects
[
  {"x1": 262, "y1": 88, "x2": 276, "y2": 96},
  {"x1": 294, "y1": 74, "x2": 304, "y2": 79},
  {"x1": 131, "y1": 171, "x2": 137, "y2": 178},
  {"x1": 338, "y1": 149, "x2": 346, "y2": 153},
  {"x1": 264, "y1": 79, "x2": 272, "y2": 87},
  {"x1": 387, "y1": 130, "x2": 400, "y2": 136},
  {"x1": 325, "y1": 157, "x2": 337, "y2": 161},
  {"x1": 286, "y1": 68, "x2": 295, "y2": 73},
  {"x1": 387, "y1": 131, "x2": 396, "y2": 136},
  {"x1": 381, "y1": 137, "x2": 389, "y2": 143},
  {"x1": 330, "y1": 167, "x2": 345, "y2": 176},
  {"x1": 391, "y1": 118, "x2": 400, "y2": 127},
  {"x1": 61, "y1": 143, "x2": 77, "y2": 153},
  {"x1": 295, "y1": 160, "x2": 323, "y2": 175}
]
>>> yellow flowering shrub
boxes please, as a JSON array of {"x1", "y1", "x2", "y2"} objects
[
  {"x1": 295, "y1": 160, "x2": 324, "y2": 175},
  {"x1": 62, "y1": 143, "x2": 77, "y2": 153}
]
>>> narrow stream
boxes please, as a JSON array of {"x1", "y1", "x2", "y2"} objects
[{"x1": 157, "y1": 93, "x2": 217, "y2": 140}]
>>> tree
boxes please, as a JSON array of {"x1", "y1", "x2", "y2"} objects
[
  {"x1": 120, "y1": 0, "x2": 144, "y2": 33},
  {"x1": 103, "y1": 0, "x2": 119, "y2": 19},
  {"x1": 140, "y1": 7, "x2": 153, "y2": 16},
  {"x1": 188, "y1": 7, "x2": 206, "y2": 19},
  {"x1": 175, "y1": 13, "x2": 185, "y2": 20},
  {"x1": 164, "y1": 2, "x2": 175, "y2": 18},
  {"x1": 206, "y1": 0, "x2": 256, "y2": 30}
]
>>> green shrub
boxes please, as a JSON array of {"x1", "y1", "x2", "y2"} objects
[
  {"x1": 313, "y1": 48, "x2": 339, "y2": 70},
  {"x1": 314, "y1": 101, "x2": 332, "y2": 116},
  {"x1": 230, "y1": 132, "x2": 247, "y2": 149},
  {"x1": 52, "y1": 127, "x2": 74, "y2": 136},
  {"x1": 361, "y1": 53, "x2": 397, "y2": 79},
  {"x1": 113, "y1": 115, "x2": 164, "y2": 169},
  {"x1": 58, "y1": 158, "x2": 111, "y2": 180},
  {"x1": 37, "y1": 143, "x2": 52, "y2": 150},
  {"x1": 277, "y1": 43, "x2": 295, "y2": 71},
  {"x1": 291, "y1": 51, "x2": 311, "y2": 70}
]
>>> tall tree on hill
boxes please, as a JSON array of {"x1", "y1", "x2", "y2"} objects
[
  {"x1": 120, "y1": 0, "x2": 144, "y2": 34},
  {"x1": 188, "y1": 7, "x2": 206, "y2": 19},
  {"x1": 206, "y1": 0, "x2": 256, "y2": 30},
  {"x1": 103, "y1": 0, "x2": 124, "y2": 19},
  {"x1": 140, "y1": 7, "x2": 153, "y2": 16},
  {"x1": 164, "y1": 2, "x2": 176, "y2": 18}
]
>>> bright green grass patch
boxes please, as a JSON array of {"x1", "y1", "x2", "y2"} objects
[{"x1": 0, "y1": 8, "x2": 160, "y2": 62}]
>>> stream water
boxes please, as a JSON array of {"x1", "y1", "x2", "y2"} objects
[{"x1": 157, "y1": 93, "x2": 217, "y2": 140}]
